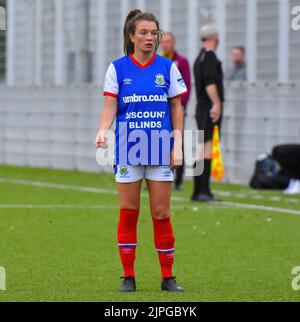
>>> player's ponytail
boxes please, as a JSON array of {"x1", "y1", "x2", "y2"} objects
[{"x1": 123, "y1": 9, "x2": 162, "y2": 55}]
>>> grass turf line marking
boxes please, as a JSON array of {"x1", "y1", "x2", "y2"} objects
[
  {"x1": 0, "y1": 178, "x2": 116, "y2": 194},
  {"x1": 218, "y1": 201, "x2": 300, "y2": 216},
  {"x1": 0, "y1": 204, "x2": 120, "y2": 209},
  {"x1": 215, "y1": 189, "x2": 299, "y2": 203},
  {"x1": 1, "y1": 177, "x2": 300, "y2": 216},
  {"x1": 0, "y1": 204, "x2": 226, "y2": 213},
  {"x1": 0, "y1": 177, "x2": 185, "y2": 202}
]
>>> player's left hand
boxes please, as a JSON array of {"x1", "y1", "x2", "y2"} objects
[{"x1": 210, "y1": 103, "x2": 222, "y2": 123}]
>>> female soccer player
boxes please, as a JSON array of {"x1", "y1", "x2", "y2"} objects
[{"x1": 94, "y1": 9, "x2": 187, "y2": 292}]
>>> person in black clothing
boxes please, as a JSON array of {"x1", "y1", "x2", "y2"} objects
[{"x1": 192, "y1": 25, "x2": 224, "y2": 202}]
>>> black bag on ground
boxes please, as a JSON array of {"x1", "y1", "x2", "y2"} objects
[
  {"x1": 249, "y1": 154, "x2": 290, "y2": 190},
  {"x1": 272, "y1": 144, "x2": 300, "y2": 180},
  {"x1": 250, "y1": 144, "x2": 300, "y2": 190}
]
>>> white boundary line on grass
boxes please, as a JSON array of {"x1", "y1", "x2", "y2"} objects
[
  {"x1": 0, "y1": 204, "x2": 120, "y2": 209},
  {"x1": 0, "y1": 178, "x2": 117, "y2": 194},
  {"x1": 0, "y1": 204, "x2": 223, "y2": 211},
  {"x1": 1, "y1": 177, "x2": 300, "y2": 216},
  {"x1": 214, "y1": 189, "x2": 299, "y2": 203},
  {"x1": 217, "y1": 201, "x2": 300, "y2": 216},
  {"x1": 0, "y1": 177, "x2": 184, "y2": 202},
  {"x1": 1, "y1": 202, "x2": 299, "y2": 216}
]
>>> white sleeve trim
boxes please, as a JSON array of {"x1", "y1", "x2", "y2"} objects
[
  {"x1": 103, "y1": 63, "x2": 119, "y2": 96},
  {"x1": 168, "y1": 63, "x2": 188, "y2": 98}
]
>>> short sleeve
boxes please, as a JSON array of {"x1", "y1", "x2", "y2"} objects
[
  {"x1": 168, "y1": 63, "x2": 188, "y2": 99},
  {"x1": 202, "y1": 52, "x2": 218, "y2": 87},
  {"x1": 103, "y1": 63, "x2": 119, "y2": 98}
]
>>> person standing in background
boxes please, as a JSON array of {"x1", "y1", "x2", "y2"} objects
[
  {"x1": 161, "y1": 32, "x2": 191, "y2": 190},
  {"x1": 192, "y1": 25, "x2": 224, "y2": 202},
  {"x1": 225, "y1": 46, "x2": 247, "y2": 81}
]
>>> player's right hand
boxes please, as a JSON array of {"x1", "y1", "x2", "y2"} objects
[
  {"x1": 171, "y1": 146, "x2": 183, "y2": 170},
  {"x1": 95, "y1": 130, "x2": 108, "y2": 149}
]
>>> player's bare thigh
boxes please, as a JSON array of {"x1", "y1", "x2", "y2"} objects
[
  {"x1": 117, "y1": 180, "x2": 143, "y2": 210},
  {"x1": 146, "y1": 180, "x2": 172, "y2": 220}
]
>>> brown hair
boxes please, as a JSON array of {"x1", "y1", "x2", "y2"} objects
[{"x1": 123, "y1": 9, "x2": 162, "y2": 55}]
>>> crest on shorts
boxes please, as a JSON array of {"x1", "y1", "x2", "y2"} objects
[
  {"x1": 119, "y1": 166, "x2": 129, "y2": 177},
  {"x1": 155, "y1": 74, "x2": 166, "y2": 86}
]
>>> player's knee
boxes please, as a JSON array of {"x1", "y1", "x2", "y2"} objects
[
  {"x1": 152, "y1": 209, "x2": 170, "y2": 221},
  {"x1": 120, "y1": 203, "x2": 140, "y2": 211}
]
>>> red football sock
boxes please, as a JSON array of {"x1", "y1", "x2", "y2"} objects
[
  {"x1": 152, "y1": 216, "x2": 175, "y2": 279},
  {"x1": 117, "y1": 208, "x2": 139, "y2": 278}
]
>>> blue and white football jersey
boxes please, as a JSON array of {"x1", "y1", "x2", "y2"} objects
[{"x1": 103, "y1": 53, "x2": 187, "y2": 166}]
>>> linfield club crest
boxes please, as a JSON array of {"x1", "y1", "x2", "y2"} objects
[
  {"x1": 119, "y1": 166, "x2": 129, "y2": 177},
  {"x1": 155, "y1": 74, "x2": 165, "y2": 86}
]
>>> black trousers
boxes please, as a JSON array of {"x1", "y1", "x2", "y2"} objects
[
  {"x1": 195, "y1": 101, "x2": 223, "y2": 143},
  {"x1": 174, "y1": 112, "x2": 186, "y2": 187},
  {"x1": 175, "y1": 159, "x2": 184, "y2": 187}
]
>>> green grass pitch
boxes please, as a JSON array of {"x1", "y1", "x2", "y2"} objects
[{"x1": 0, "y1": 165, "x2": 300, "y2": 302}]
